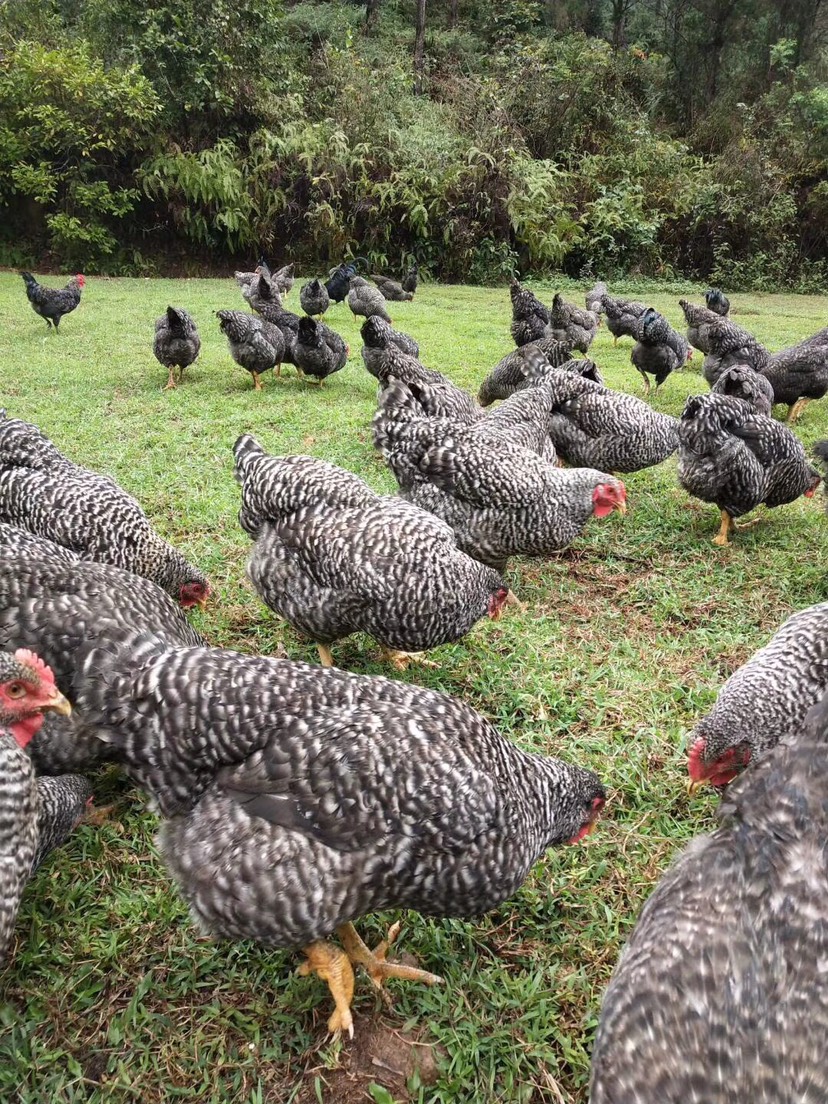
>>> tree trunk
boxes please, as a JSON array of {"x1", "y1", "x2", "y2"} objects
[
  {"x1": 449, "y1": 0, "x2": 458, "y2": 30},
  {"x1": 414, "y1": 0, "x2": 427, "y2": 95},
  {"x1": 364, "y1": 0, "x2": 381, "y2": 35}
]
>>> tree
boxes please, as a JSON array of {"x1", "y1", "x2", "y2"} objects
[{"x1": 414, "y1": 0, "x2": 427, "y2": 94}]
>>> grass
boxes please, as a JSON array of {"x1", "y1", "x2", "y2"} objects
[{"x1": 0, "y1": 271, "x2": 826, "y2": 1104}]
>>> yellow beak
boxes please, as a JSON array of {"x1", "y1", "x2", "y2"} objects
[
  {"x1": 43, "y1": 689, "x2": 72, "y2": 717},
  {"x1": 615, "y1": 500, "x2": 627, "y2": 516},
  {"x1": 686, "y1": 779, "x2": 705, "y2": 796}
]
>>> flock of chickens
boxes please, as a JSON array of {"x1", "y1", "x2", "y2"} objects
[{"x1": 9, "y1": 261, "x2": 828, "y2": 1099}]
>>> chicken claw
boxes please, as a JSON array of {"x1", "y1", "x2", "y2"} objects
[
  {"x1": 712, "y1": 510, "x2": 734, "y2": 546},
  {"x1": 381, "y1": 649, "x2": 439, "y2": 671},
  {"x1": 298, "y1": 941, "x2": 356, "y2": 1038},
  {"x1": 336, "y1": 921, "x2": 443, "y2": 992}
]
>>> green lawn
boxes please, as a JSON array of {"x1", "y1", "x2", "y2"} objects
[{"x1": 0, "y1": 272, "x2": 826, "y2": 1104}]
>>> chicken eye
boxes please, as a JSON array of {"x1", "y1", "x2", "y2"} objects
[{"x1": 5, "y1": 682, "x2": 26, "y2": 699}]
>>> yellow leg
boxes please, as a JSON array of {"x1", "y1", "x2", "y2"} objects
[
  {"x1": 317, "y1": 643, "x2": 334, "y2": 667},
  {"x1": 736, "y1": 514, "x2": 763, "y2": 530},
  {"x1": 336, "y1": 922, "x2": 443, "y2": 991},
  {"x1": 274, "y1": 364, "x2": 282, "y2": 377},
  {"x1": 253, "y1": 373, "x2": 263, "y2": 391},
  {"x1": 788, "y1": 397, "x2": 810, "y2": 423},
  {"x1": 381, "y1": 648, "x2": 438, "y2": 670},
  {"x1": 612, "y1": 335, "x2": 618, "y2": 347},
  {"x1": 712, "y1": 510, "x2": 734, "y2": 546},
  {"x1": 298, "y1": 941, "x2": 355, "y2": 1038},
  {"x1": 641, "y1": 374, "x2": 651, "y2": 398},
  {"x1": 163, "y1": 367, "x2": 176, "y2": 390}
]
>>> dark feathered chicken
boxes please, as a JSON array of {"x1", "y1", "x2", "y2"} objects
[
  {"x1": 32, "y1": 774, "x2": 92, "y2": 872},
  {"x1": 371, "y1": 275, "x2": 413, "y2": 302},
  {"x1": 0, "y1": 555, "x2": 204, "y2": 773},
  {"x1": 0, "y1": 522, "x2": 78, "y2": 564},
  {"x1": 0, "y1": 415, "x2": 208, "y2": 606},
  {"x1": 631, "y1": 307, "x2": 691, "y2": 395},
  {"x1": 701, "y1": 317, "x2": 770, "y2": 386},
  {"x1": 271, "y1": 262, "x2": 295, "y2": 298},
  {"x1": 478, "y1": 347, "x2": 598, "y2": 406},
  {"x1": 360, "y1": 317, "x2": 420, "y2": 378},
  {"x1": 0, "y1": 648, "x2": 72, "y2": 960},
  {"x1": 299, "y1": 279, "x2": 330, "y2": 318},
  {"x1": 19, "y1": 273, "x2": 85, "y2": 331},
  {"x1": 401, "y1": 263, "x2": 419, "y2": 295},
  {"x1": 761, "y1": 327, "x2": 828, "y2": 422},
  {"x1": 585, "y1": 281, "x2": 608, "y2": 316},
  {"x1": 368, "y1": 345, "x2": 481, "y2": 425},
  {"x1": 549, "y1": 293, "x2": 598, "y2": 353},
  {"x1": 686, "y1": 601, "x2": 828, "y2": 791},
  {"x1": 293, "y1": 317, "x2": 348, "y2": 384},
  {"x1": 234, "y1": 435, "x2": 507, "y2": 668},
  {"x1": 711, "y1": 363, "x2": 774, "y2": 415},
  {"x1": 676, "y1": 392, "x2": 820, "y2": 545},
  {"x1": 216, "y1": 309, "x2": 286, "y2": 390},
  {"x1": 545, "y1": 371, "x2": 679, "y2": 474},
  {"x1": 510, "y1": 279, "x2": 552, "y2": 347},
  {"x1": 244, "y1": 270, "x2": 282, "y2": 315},
  {"x1": 153, "y1": 306, "x2": 201, "y2": 390},
  {"x1": 234, "y1": 258, "x2": 270, "y2": 290},
  {"x1": 591, "y1": 690, "x2": 828, "y2": 1104},
  {"x1": 325, "y1": 258, "x2": 368, "y2": 303},
  {"x1": 678, "y1": 298, "x2": 723, "y2": 355},
  {"x1": 348, "y1": 277, "x2": 392, "y2": 323},
  {"x1": 73, "y1": 628, "x2": 605, "y2": 1035},
  {"x1": 600, "y1": 294, "x2": 646, "y2": 346},
  {"x1": 704, "y1": 287, "x2": 730, "y2": 316}
]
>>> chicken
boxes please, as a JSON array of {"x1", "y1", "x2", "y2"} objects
[
  {"x1": 0, "y1": 414, "x2": 209, "y2": 607},
  {"x1": 585, "y1": 280, "x2": 608, "y2": 316},
  {"x1": 374, "y1": 409, "x2": 626, "y2": 573},
  {"x1": 676, "y1": 392, "x2": 820, "y2": 545},
  {"x1": 761, "y1": 327, "x2": 828, "y2": 422},
  {"x1": 678, "y1": 297, "x2": 722, "y2": 355},
  {"x1": 360, "y1": 316, "x2": 420, "y2": 378},
  {"x1": 401, "y1": 263, "x2": 419, "y2": 295},
  {"x1": 700, "y1": 317, "x2": 770, "y2": 386},
  {"x1": 271, "y1": 262, "x2": 295, "y2": 298},
  {"x1": 73, "y1": 626, "x2": 605, "y2": 1035},
  {"x1": 0, "y1": 522, "x2": 78, "y2": 564},
  {"x1": 0, "y1": 648, "x2": 72, "y2": 960},
  {"x1": 370, "y1": 275, "x2": 413, "y2": 302},
  {"x1": 478, "y1": 346, "x2": 598, "y2": 407},
  {"x1": 19, "y1": 273, "x2": 85, "y2": 331},
  {"x1": 216, "y1": 309, "x2": 286, "y2": 390},
  {"x1": 631, "y1": 307, "x2": 692, "y2": 395},
  {"x1": 32, "y1": 774, "x2": 92, "y2": 872},
  {"x1": 0, "y1": 555, "x2": 205, "y2": 773},
  {"x1": 544, "y1": 371, "x2": 679, "y2": 474},
  {"x1": 711, "y1": 363, "x2": 774, "y2": 416},
  {"x1": 293, "y1": 317, "x2": 348, "y2": 384},
  {"x1": 509, "y1": 279, "x2": 551, "y2": 347},
  {"x1": 324, "y1": 260, "x2": 360, "y2": 304},
  {"x1": 347, "y1": 277, "x2": 392, "y2": 323},
  {"x1": 153, "y1": 306, "x2": 201, "y2": 390},
  {"x1": 299, "y1": 279, "x2": 330, "y2": 318},
  {"x1": 686, "y1": 601, "x2": 828, "y2": 791},
  {"x1": 234, "y1": 435, "x2": 507, "y2": 668},
  {"x1": 367, "y1": 345, "x2": 481, "y2": 425},
  {"x1": 245, "y1": 270, "x2": 282, "y2": 316},
  {"x1": 467, "y1": 383, "x2": 557, "y2": 463},
  {"x1": 549, "y1": 293, "x2": 598, "y2": 353},
  {"x1": 600, "y1": 294, "x2": 647, "y2": 346},
  {"x1": 704, "y1": 287, "x2": 730, "y2": 316},
  {"x1": 591, "y1": 690, "x2": 828, "y2": 1104},
  {"x1": 234, "y1": 257, "x2": 270, "y2": 290}
]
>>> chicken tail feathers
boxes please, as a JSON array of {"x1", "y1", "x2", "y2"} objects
[{"x1": 233, "y1": 434, "x2": 265, "y2": 484}]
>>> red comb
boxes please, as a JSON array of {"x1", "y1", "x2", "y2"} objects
[
  {"x1": 687, "y1": 736, "x2": 707, "y2": 780},
  {"x1": 13, "y1": 648, "x2": 56, "y2": 685}
]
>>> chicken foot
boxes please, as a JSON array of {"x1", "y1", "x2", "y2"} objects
[
  {"x1": 298, "y1": 940, "x2": 356, "y2": 1037},
  {"x1": 163, "y1": 366, "x2": 177, "y2": 391},
  {"x1": 381, "y1": 648, "x2": 439, "y2": 671},
  {"x1": 316, "y1": 643, "x2": 335, "y2": 668},
  {"x1": 712, "y1": 510, "x2": 735, "y2": 546},
  {"x1": 337, "y1": 921, "x2": 443, "y2": 993},
  {"x1": 787, "y1": 397, "x2": 810, "y2": 423}
]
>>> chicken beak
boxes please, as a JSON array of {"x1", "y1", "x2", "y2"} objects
[
  {"x1": 43, "y1": 689, "x2": 72, "y2": 717},
  {"x1": 686, "y1": 779, "x2": 705, "y2": 796},
  {"x1": 614, "y1": 499, "x2": 627, "y2": 516}
]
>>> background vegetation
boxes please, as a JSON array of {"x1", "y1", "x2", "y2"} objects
[
  {"x1": 0, "y1": 275, "x2": 826, "y2": 1101},
  {"x1": 0, "y1": 0, "x2": 826, "y2": 287}
]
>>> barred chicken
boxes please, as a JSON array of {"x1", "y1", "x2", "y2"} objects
[
  {"x1": 509, "y1": 279, "x2": 551, "y2": 347},
  {"x1": 0, "y1": 414, "x2": 208, "y2": 606},
  {"x1": 401, "y1": 263, "x2": 419, "y2": 295},
  {"x1": 631, "y1": 307, "x2": 691, "y2": 395},
  {"x1": 360, "y1": 317, "x2": 420, "y2": 378},
  {"x1": 762, "y1": 327, "x2": 828, "y2": 422},
  {"x1": 601, "y1": 294, "x2": 647, "y2": 346},
  {"x1": 686, "y1": 601, "x2": 828, "y2": 791},
  {"x1": 32, "y1": 774, "x2": 93, "y2": 872},
  {"x1": 676, "y1": 393, "x2": 820, "y2": 545},
  {"x1": 705, "y1": 287, "x2": 730, "y2": 316},
  {"x1": 545, "y1": 372, "x2": 679, "y2": 474},
  {"x1": 347, "y1": 277, "x2": 392, "y2": 323},
  {"x1": 153, "y1": 306, "x2": 201, "y2": 390},
  {"x1": 478, "y1": 347, "x2": 598, "y2": 407},
  {"x1": 371, "y1": 275, "x2": 413, "y2": 302},
  {"x1": 299, "y1": 279, "x2": 329, "y2": 318},
  {"x1": 234, "y1": 435, "x2": 507, "y2": 668},
  {"x1": 73, "y1": 628, "x2": 605, "y2": 1035},
  {"x1": 19, "y1": 273, "x2": 85, "y2": 331},
  {"x1": 701, "y1": 317, "x2": 770, "y2": 386},
  {"x1": 585, "y1": 281, "x2": 608, "y2": 316},
  {"x1": 216, "y1": 309, "x2": 286, "y2": 390},
  {"x1": 711, "y1": 363, "x2": 774, "y2": 416},
  {"x1": 271, "y1": 262, "x2": 295, "y2": 298},
  {"x1": 293, "y1": 318, "x2": 348, "y2": 384},
  {"x1": 549, "y1": 293, "x2": 598, "y2": 354},
  {"x1": 678, "y1": 297, "x2": 720, "y2": 355},
  {"x1": 0, "y1": 648, "x2": 73, "y2": 960},
  {"x1": 0, "y1": 522, "x2": 78, "y2": 564},
  {"x1": 234, "y1": 258, "x2": 270, "y2": 291},
  {"x1": 592, "y1": 690, "x2": 828, "y2": 1104},
  {"x1": 244, "y1": 270, "x2": 282, "y2": 316},
  {"x1": 366, "y1": 345, "x2": 481, "y2": 425}
]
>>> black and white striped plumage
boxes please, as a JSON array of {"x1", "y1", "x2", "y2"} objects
[
  {"x1": 233, "y1": 436, "x2": 506, "y2": 660},
  {"x1": 0, "y1": 522, "x2": 78, "y2": 564},
  {"x1": 762, "y1": 327, "x2": 828, "y2": 418},
  {"x1": 19, "y1": 273, "x2": 84, "y2": 330},
  {"x1": 293, "y1": 317, "x2": 348, "y2": 382},
  {"x1": 686, "y1": 602, "x2": 828, "y2": 789},
  {"x1": 216, "y1": 309, "x2": 286, "y2": 389},
  {"x1": 631, "y1": 307, "x2": 691, "y2": 393},
  {"x1": 0, "y1": 415, "x2": 208, "y2": 607},
  {"x1": 549, "y1": 293, "x2": 598, "y2": 353},
  {"x1": 600, "y1": 294, "x2": 647, "y2": 344},
  {"x1": 73, "y1": 630, "x2": 605, "y2": 951},
  {"x1": 711, "y1": 363, "x2": 774, "y2": 416},
  {"x1": 677, "y1": 393, "x2": 820, "y2": 537},
  {"x1": 368, "y1": 345, "x2": 481, "y2": 425},
  {"x1": 701, "y1": 318, "x2": 770, "y2": 386},
  {"x1": 585, "y1": 281, "x2": 608, "y2": 316},
  {"x1": 509, "y1": 280, "x2": 552, "y2": 347},
  {"x1": 360, "y1": 317, "x2": 420, "y2": 378},
  {"x1": 401, "y1": 263, "x2": 418, "y2": 295},
  {"x1": 32, "y1": 774, "x2": 92, "y2": 872},
  {"x1": 544, "y1": 371, "x2": 679, "y2": 473},
  {"x1": 678, "y1": 297, "x2": 721, "y2": 355},
  {"x1": 347, "y1": 278, "x2": 391, "y2": 323},
  {"x1": 371, "y1": 275, "x2": 413, "y2": 302},
  {"x1": 299, "y1": 279, "x2": 330, "y2": 318},
  {"x1": 591, "y1": 691, "x2": 828, "y2": 1104},
  {"x1": 477, "y1": 342, "x2": 587, "y2": 406},
  {"x1": 153, "y1": 306, "x2": 200, "y2": 389}
]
